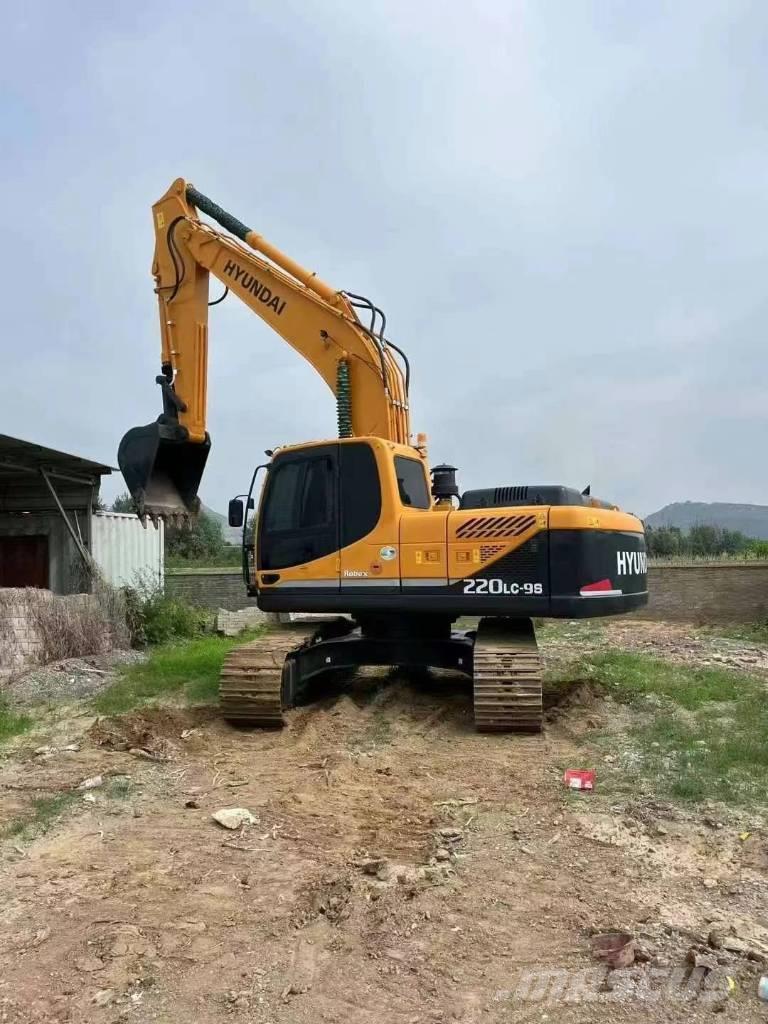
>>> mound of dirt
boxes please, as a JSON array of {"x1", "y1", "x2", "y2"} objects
[
  {"x1": 293, "y1": 871, "x2": 355, "y2": 927},
  {"x1": 89, "y1": 707, "x2": 209, "y2": 758},
  {"x1": 545, "y1": 680, "x2": 607, "y2": 734}
]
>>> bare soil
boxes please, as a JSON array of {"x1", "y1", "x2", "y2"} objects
[
  {"x1": 1, "y1": 621, "x2": 768, "y2": 1023},
  {"x1": 542, "y1": 618, "x2": 768, "y2": 673},
  {"x1": 5, "y1": 650, "x2": 147, "y2": 705}
]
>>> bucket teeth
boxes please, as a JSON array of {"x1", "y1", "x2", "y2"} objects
[{"x1": 136, "y1": 507, "x2": 192, "y2": 531}]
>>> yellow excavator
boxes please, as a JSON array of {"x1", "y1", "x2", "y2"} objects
[{"x1": 119, "y1": 179, "x2": 648, "y2": 732}]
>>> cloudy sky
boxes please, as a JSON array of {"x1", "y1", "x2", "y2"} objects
[{"x1": 2, "y1": 0, "x2": 767, "y2": 518}]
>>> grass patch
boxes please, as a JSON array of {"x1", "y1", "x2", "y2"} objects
[
  {"x1": 581, "y1": 651, "x2": 744, "y2": 709},
  {"x1": 571, "y1": 652, "x2": 768, "y2": 804},
  {"x1": 107, "y1": 776, "x2": 133, "y2": 799},
  {"x1": 93, "y1": 630, "x2": 263, "y2": 715},
  {"x1": 713, "y1": 622, "x2": 768, "y2": 645},
  {"x1": 4, "y1": 792, "x2": 79, "y2": 840},
  {"x1": 0, "y1": 699, "x2": 32, "y2": 745}
]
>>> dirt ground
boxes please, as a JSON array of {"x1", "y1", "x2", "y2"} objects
[{"x1": 2, "y1": 621, "x2": 768, "y2": 1023}]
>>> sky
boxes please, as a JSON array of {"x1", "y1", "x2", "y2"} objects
[{"x1": 2, "y1": 0, "x2": 767, "y2": 518}]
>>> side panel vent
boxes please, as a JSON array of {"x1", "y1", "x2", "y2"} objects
[{"x1": 456, "y1": 514, "x2": 537, "y2": 540}]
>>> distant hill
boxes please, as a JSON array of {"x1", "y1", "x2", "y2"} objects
[
  {"x1": 645, "y1": 502, "x2": 768, "y2": 539},
  {"x1": 201, "y1": 504, "x2": 242, "y2": 546}
]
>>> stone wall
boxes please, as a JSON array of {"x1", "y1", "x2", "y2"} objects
[
  {"x1": 0, "y1": 591, "x2": 43, "y2": 676},
  {"x1": 166, "y1": 564, "x2": 768, "y2": 626}
]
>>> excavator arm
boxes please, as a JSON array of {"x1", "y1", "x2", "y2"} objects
[{"x1": 118, "y1": 179, "x2": 413, "y2": 521}]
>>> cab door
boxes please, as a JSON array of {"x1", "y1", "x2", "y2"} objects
[
  {"x1": 338, "y1": 440, "x2": 399, "y2": 594},
  {"x1": 257, "y1": 444, "x2": 340, "y2": 590}
]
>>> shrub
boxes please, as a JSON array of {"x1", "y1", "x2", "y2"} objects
[
  {"x1": 32, "y1": 582, "x2": 129, "y2": 660},
  {"x1": 123, "y1": 576, "x2": 211, "y2": 647}
]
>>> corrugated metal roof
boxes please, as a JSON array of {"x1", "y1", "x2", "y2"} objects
[{"x1": 0, "y1": 434, "x2": 112, "y2": 479}]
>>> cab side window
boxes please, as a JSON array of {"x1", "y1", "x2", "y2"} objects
[{"x1": 394, "y1": 456, "x2": 431, "y2": 509}]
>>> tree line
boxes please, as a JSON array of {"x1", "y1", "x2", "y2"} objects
[{"x1": 645, "y1": 523, "x2": 768, "y2": 559}]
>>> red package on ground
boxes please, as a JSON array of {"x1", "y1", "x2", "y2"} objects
[{"x1": 563, "y1": 769, "x2": 595, "y2": 791}]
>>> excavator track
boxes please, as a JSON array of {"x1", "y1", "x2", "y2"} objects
[
  {"x1": 472, "y1": 617, "x2": 543, "y2": 733},
  {"x1": 219, "y1": 627, "x2": 314, "y2": 726}
]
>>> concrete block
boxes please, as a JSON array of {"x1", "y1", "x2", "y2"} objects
[{"x1": 216, "y1": 606, "x2": 270, "y2": 637}]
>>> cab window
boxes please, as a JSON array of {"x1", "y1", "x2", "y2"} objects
[
  {"x1": 395, "y1": 456, "x2": 431, "y2": 509},
  {"x1": 259, "y1": 448, "x2": 337, "y2": 569}
]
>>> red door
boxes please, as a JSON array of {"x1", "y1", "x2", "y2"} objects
[{"x1": 0, "y1": 536, "x2": 50, "y2": 588}]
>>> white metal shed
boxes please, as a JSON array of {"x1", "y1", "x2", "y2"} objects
[{"x1": 91, "y1": 511, "x2": 164, "y2": 589}]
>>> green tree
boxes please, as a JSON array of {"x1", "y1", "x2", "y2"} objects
[
  {"x1": 646, "y1": 525, "x2": 681, "y2": 557},
  {"x1": 165, "y1": 511, "x2": 227, "y2": 562},
  {"x1": 688, "y1": 524, "x2": 719, "y2": 556},
  {"x1": 111, "y1": 492, "x2": 135, "y2": 513},
  {"x1": 720, "y1": 529, "x2": 750, "y2": 555}
]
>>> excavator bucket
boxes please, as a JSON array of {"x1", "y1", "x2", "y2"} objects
[{"x1": 117, "y1": 421, "x2": 210, "y2": 525}]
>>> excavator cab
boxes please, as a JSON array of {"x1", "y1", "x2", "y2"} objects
[{"x1": 117, "y1": 418, "x2": 210, "y2": 523}]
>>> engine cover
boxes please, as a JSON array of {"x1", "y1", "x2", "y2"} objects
[{"x1": 460, "y1": 485, "x2": 586, "y2": 509}]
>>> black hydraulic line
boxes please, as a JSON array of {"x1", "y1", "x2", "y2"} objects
[
  {"x1": 342, "y1": 295, "x2": 389, "y2": 392},
  {"x1": 166, "y1": 217, "x2": 186, "y2": 302},
  {"x1": 369, "y1": 303, "x2": 409, "y2": 396},
  {"x1": 347, "y1": 295, "x2": 378, "y2": 333},
  {"x1": 354, "y1": 321, "x2": 391, "y2": 393},
  {"x1": 344, "y1": 292, "x2": 410, "y2": 398},
  {"x1": 342, "y1": 291, "x2": 390, "y2": 393},
  {"x1": 384, "y1": 339, "x2": 411, "y2": 395},
  {"x1": 208, "y1": 286, "x2": 229, "y2": 306},
  {"x1": 372, "y1": 303, "x2": 387, "y2": 343}
]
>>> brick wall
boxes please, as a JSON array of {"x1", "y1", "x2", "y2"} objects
[
  {"x1": 166, "y1": 564, "x2": 768, "y2": 625},
  {"x1": 635, "y1": 564, "x2": 768, "y2": 624}
]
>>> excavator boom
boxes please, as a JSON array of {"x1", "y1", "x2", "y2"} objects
[{"x1": 119, "y1": 179, "x2": 413, "y2": 521}]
